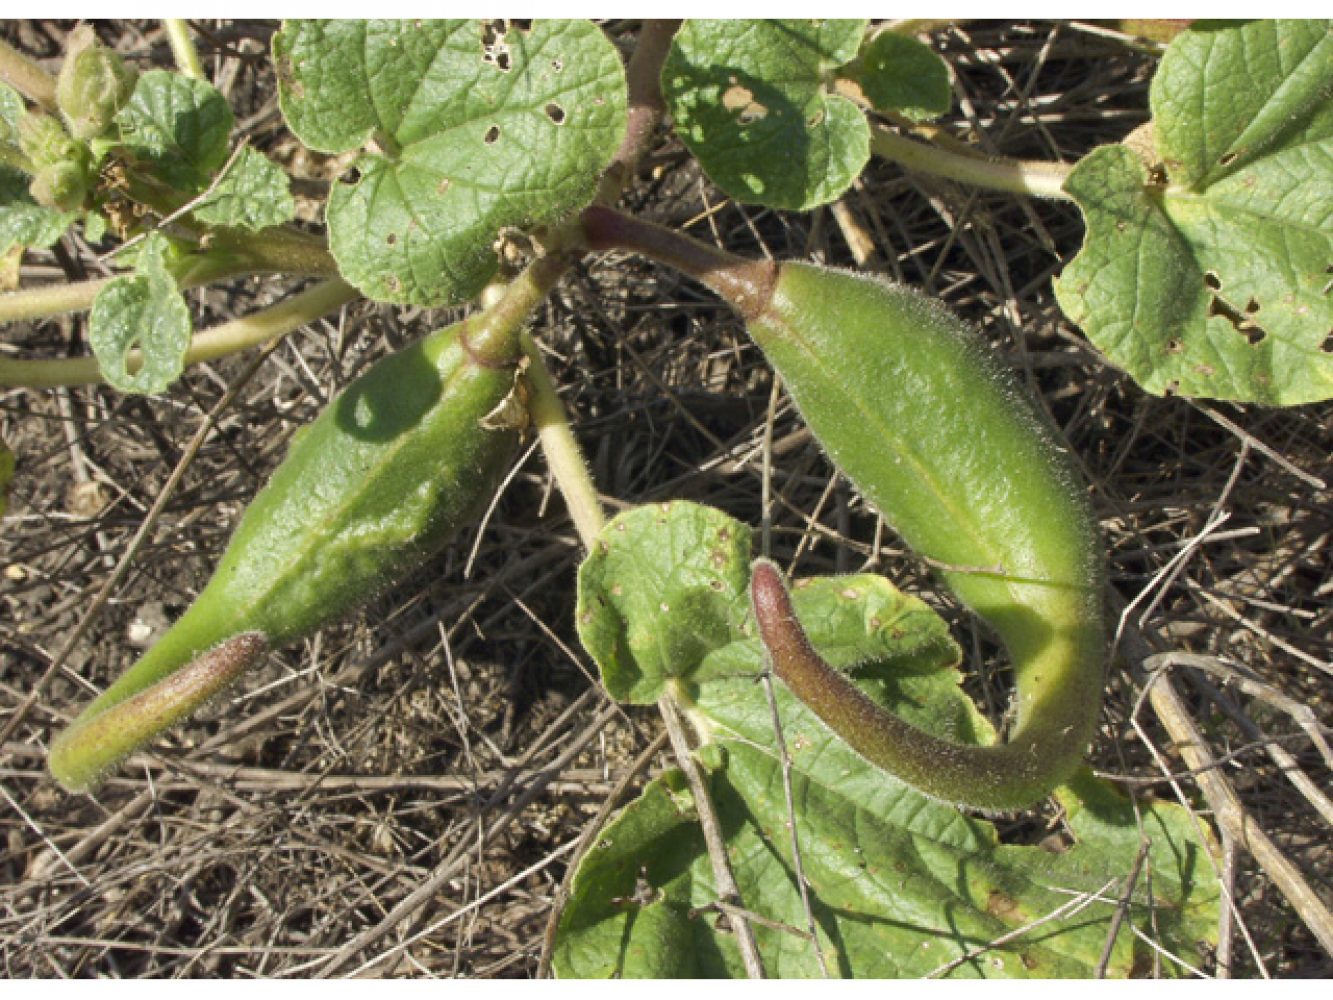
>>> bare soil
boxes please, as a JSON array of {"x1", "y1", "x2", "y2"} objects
[{"x1": 1, "y1": 20, "x2": 1329, "y2": 978}]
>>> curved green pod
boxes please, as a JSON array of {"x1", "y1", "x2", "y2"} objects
[
  {"x1": 51, "y1": 316, "x2": 524, "y2": 791},
  {"x1": 747, "y1": 265, "x2": 1104, "y2": 810},
  {"x1": 580, "y1": 208, "x2": 1104, "y2": 811}
]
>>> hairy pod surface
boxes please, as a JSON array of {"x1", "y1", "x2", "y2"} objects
[
  {"x1": 53, "y1": 319, "x2": 523, "y2": 788},
  {"x1": 50, "y1": 633, "x2": 268, "y2": 792},
  {"x1": 747, "y1": 264, "x2": 1105, "y2": 810}
]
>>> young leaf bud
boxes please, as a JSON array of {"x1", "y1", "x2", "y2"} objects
[
  {"x1": 29, "y1": 159, "x2": 88, "y2": 211},
  {"x1": 56, "y1": 24, "x2": 138, "y2": 141}
]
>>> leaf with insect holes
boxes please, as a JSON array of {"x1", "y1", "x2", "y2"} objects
[
  {"x1": 273, "y1": 19, "x2": 626, "y2": 307},
  {"x1": 847, "y1": 32, "x2": 951, "y2": 121},
  {"x1": 193, "y1": 146, "x2": 295, "y2": 230},
  {"x1": 558, "y1": 501, "x2": 1219, "y2": 978},
  {"x1": 115, "y1": 70, "x2": 234, "y2": 193},
  {"x1": 89, "y1": 232, "x2": 192, "y2": 394},
  {"x1": 662, "y1": 19, "x2": 870, "y2": 211},
  {"x1": 1055, "y1": 20, "x2": 1333, "y2": 405}
]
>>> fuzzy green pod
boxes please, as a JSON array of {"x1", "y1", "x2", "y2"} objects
[
  {"x1": 746, "y1": 265, "x2": 1105, "y2": 810},
  {"x1": 51, "y1": 317, "x2": 524, "y2": 790},
  {"x1": 56, "y1": 24, "x2": 138, "y2": 141},
  {"x1": 580, "y1": 208, "x2": 1103, "y2": 810}
]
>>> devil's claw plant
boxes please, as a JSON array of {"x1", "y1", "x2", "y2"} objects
[{"x1": 4, "y1": 18, "x2": 1329, "y2": 977}]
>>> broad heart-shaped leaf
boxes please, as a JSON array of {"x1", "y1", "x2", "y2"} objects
[
  {"x1": 115, "y1": 70, "x2": 234, "y2": 193},
  {"x1": 559, "y1": 501, "x2": 1220, "y2": 978},
  {"x1": 847, "y1": 32, "x2": 951, "y2": 121},
  {"x1": 89, "y1": 232, "x2": 192, "y2": 394},
  {"x1": 1054, "y1": 20, "x2": 1333, "y2": 405},
  {"x1": 273, "y1": 20, "x2": 627, "y2": 307},
  {"x1": 0, "y1": 167, "x2": 78, "y2": 256},
  {"x1": 554, "y1": 747, "x2": 1220, "y2": 978},
  {"x1": 193, "y1": 146, "x2": 295, "y2": 230},
  {"x1": 662, "y1": 19, "x2": 870, "y2": 211}
]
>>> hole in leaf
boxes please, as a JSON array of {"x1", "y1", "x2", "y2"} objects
[
  {"x1": 1163, "y1": 379, "x2": 1180, "y2": 396},
  {"x1": 1244, "y1": 298, "x2": 1260, "y2": 314},
  {"x1": 511, "y1": 19, "x2": 532, "y2": 31},
  {"x1": 1203, "y1": 271, "x2": 1222, "y2": 291},
  {"x1": 1165, "y1": 338, "x2": 1185, "y2": 354},
  {"x1": 551, "y1": 57, "x2": 564, "y2": 72},
  {"x1": 1219, "y1": 151, "x2": 1238, "y2": 167},
  {"x1": 480, "y1": 19, "x2": 511, "y2": 71},
  {"x1": 1321, "y1": 332, "x2": 1333, "y2": 353},
  {"x1": 545, "y1": 102, "x2": 566, "y2": 125},
  {"x1": 1243, "y1": 327, "x2": 1265, "y2": 346},
  {"x1": 386, "y1": 232, "x2": 397, "y2": 246},
  {"x1": 484, "y1": 125, "x2": 500, "y2": 145}
]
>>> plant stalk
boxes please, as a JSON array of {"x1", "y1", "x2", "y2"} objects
[
  {"x1": 595, "y1": 18, "x2": 681, "y2": 203},
  {"x1": 520, "y1": 330, "x2": 606, "y2": 544},
  {"x1": 0, "y1": 36, "x2": 57, "y2": 112},
  {"x1": 0, "y1": 237, "x2": 338, "y2": 327},
  {"x1": 163, "y1": 19, "x2": 205, "y2": 80},
  {"x1": 580, "y1": 205, "x2": 775, "y2": 320},
  {"x1": 871, "y1": 125, "x2": 1074, "y2": 202},
  {"x1": 0, "y1": 278, "x2": 357, "y2": 387}
]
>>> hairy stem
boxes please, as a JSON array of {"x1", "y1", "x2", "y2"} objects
[
  {"x1": 0, "y1": 36, "x2": 57, "y2": 112},
  {"x1": 0, "y1": 236, "x2": 337, "y2": 326},
  {"x1": 871, "y1": 126, "x2": 1073, "y2": 202},
  {"x1": 0, "y1": 278, "x2": 357, "y2": 387},
  {"x1": 595, "y1": 18, "x2": 680, "y2": 203},
  {"x1": 520, "y1": 330, "x2": 606, "y2": 544},
  {"x1": 163, "y1": 19, "x2": 205, "y2": 80},
  {"x1": 580, "y1": 205, "x2": 775, "y2": 319}
]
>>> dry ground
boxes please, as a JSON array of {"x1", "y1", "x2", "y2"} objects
[{"x1": 1, "y1": 20, "x2": 1329, "y2": 977}]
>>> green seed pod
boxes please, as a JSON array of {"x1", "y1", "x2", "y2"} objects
[
  {"x1": 57, "y1": 24, "x2": 138, "y2": 141},
  {"x1": 747, "y1": 265, "x2": 1104, "y2": 810},
  {"x1": 579, "y1": 207, "x2": 1104, "y2": 811},
  {"x1": 51, "y1": 317, "x2": 525, "y2": 791}
]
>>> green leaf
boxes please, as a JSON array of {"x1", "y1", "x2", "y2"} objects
[
  {"x1": 576, "y1": 502, "x2": 754, "y2": 704},
  {"x1": 0, "y1": 434, "x2": 14, "y2": 519},
  {"x1": 82, "y1": 209, "x2": 108, "y2": 244},
  {"x1": 848, "y1": 32, "x2": 951, "y2": 121},
  {"x1": 274, "y1": 19, "x2": 627, "y2": 306},
  {"x1": 556, "y1": 751, "x2": 1219, "y2": 977},
  {"x1": 0, "y1": 167, "x2": 78, "y2": 255},
  {"x1": 662, "y1": 19, "x2": 871, "y2": 210},
  {"x1": 1055, "y1": 20, "x2": 1333, "y2": 405},
  {"x1": 0, "y1": 82, "x2": 23, "y2": 146},
  {"x1": 558, "y1": 501, "x2": 1220, "y2": 978},
  {"x1": 193, "y1": 146, "x2": 295, "y2": 230},
  {"x1": 89, "y1": 232, "x2": 192, "y2": 394},
  {"x1": 115, "y1": 70, "x2": 234, "y2": 192}
]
